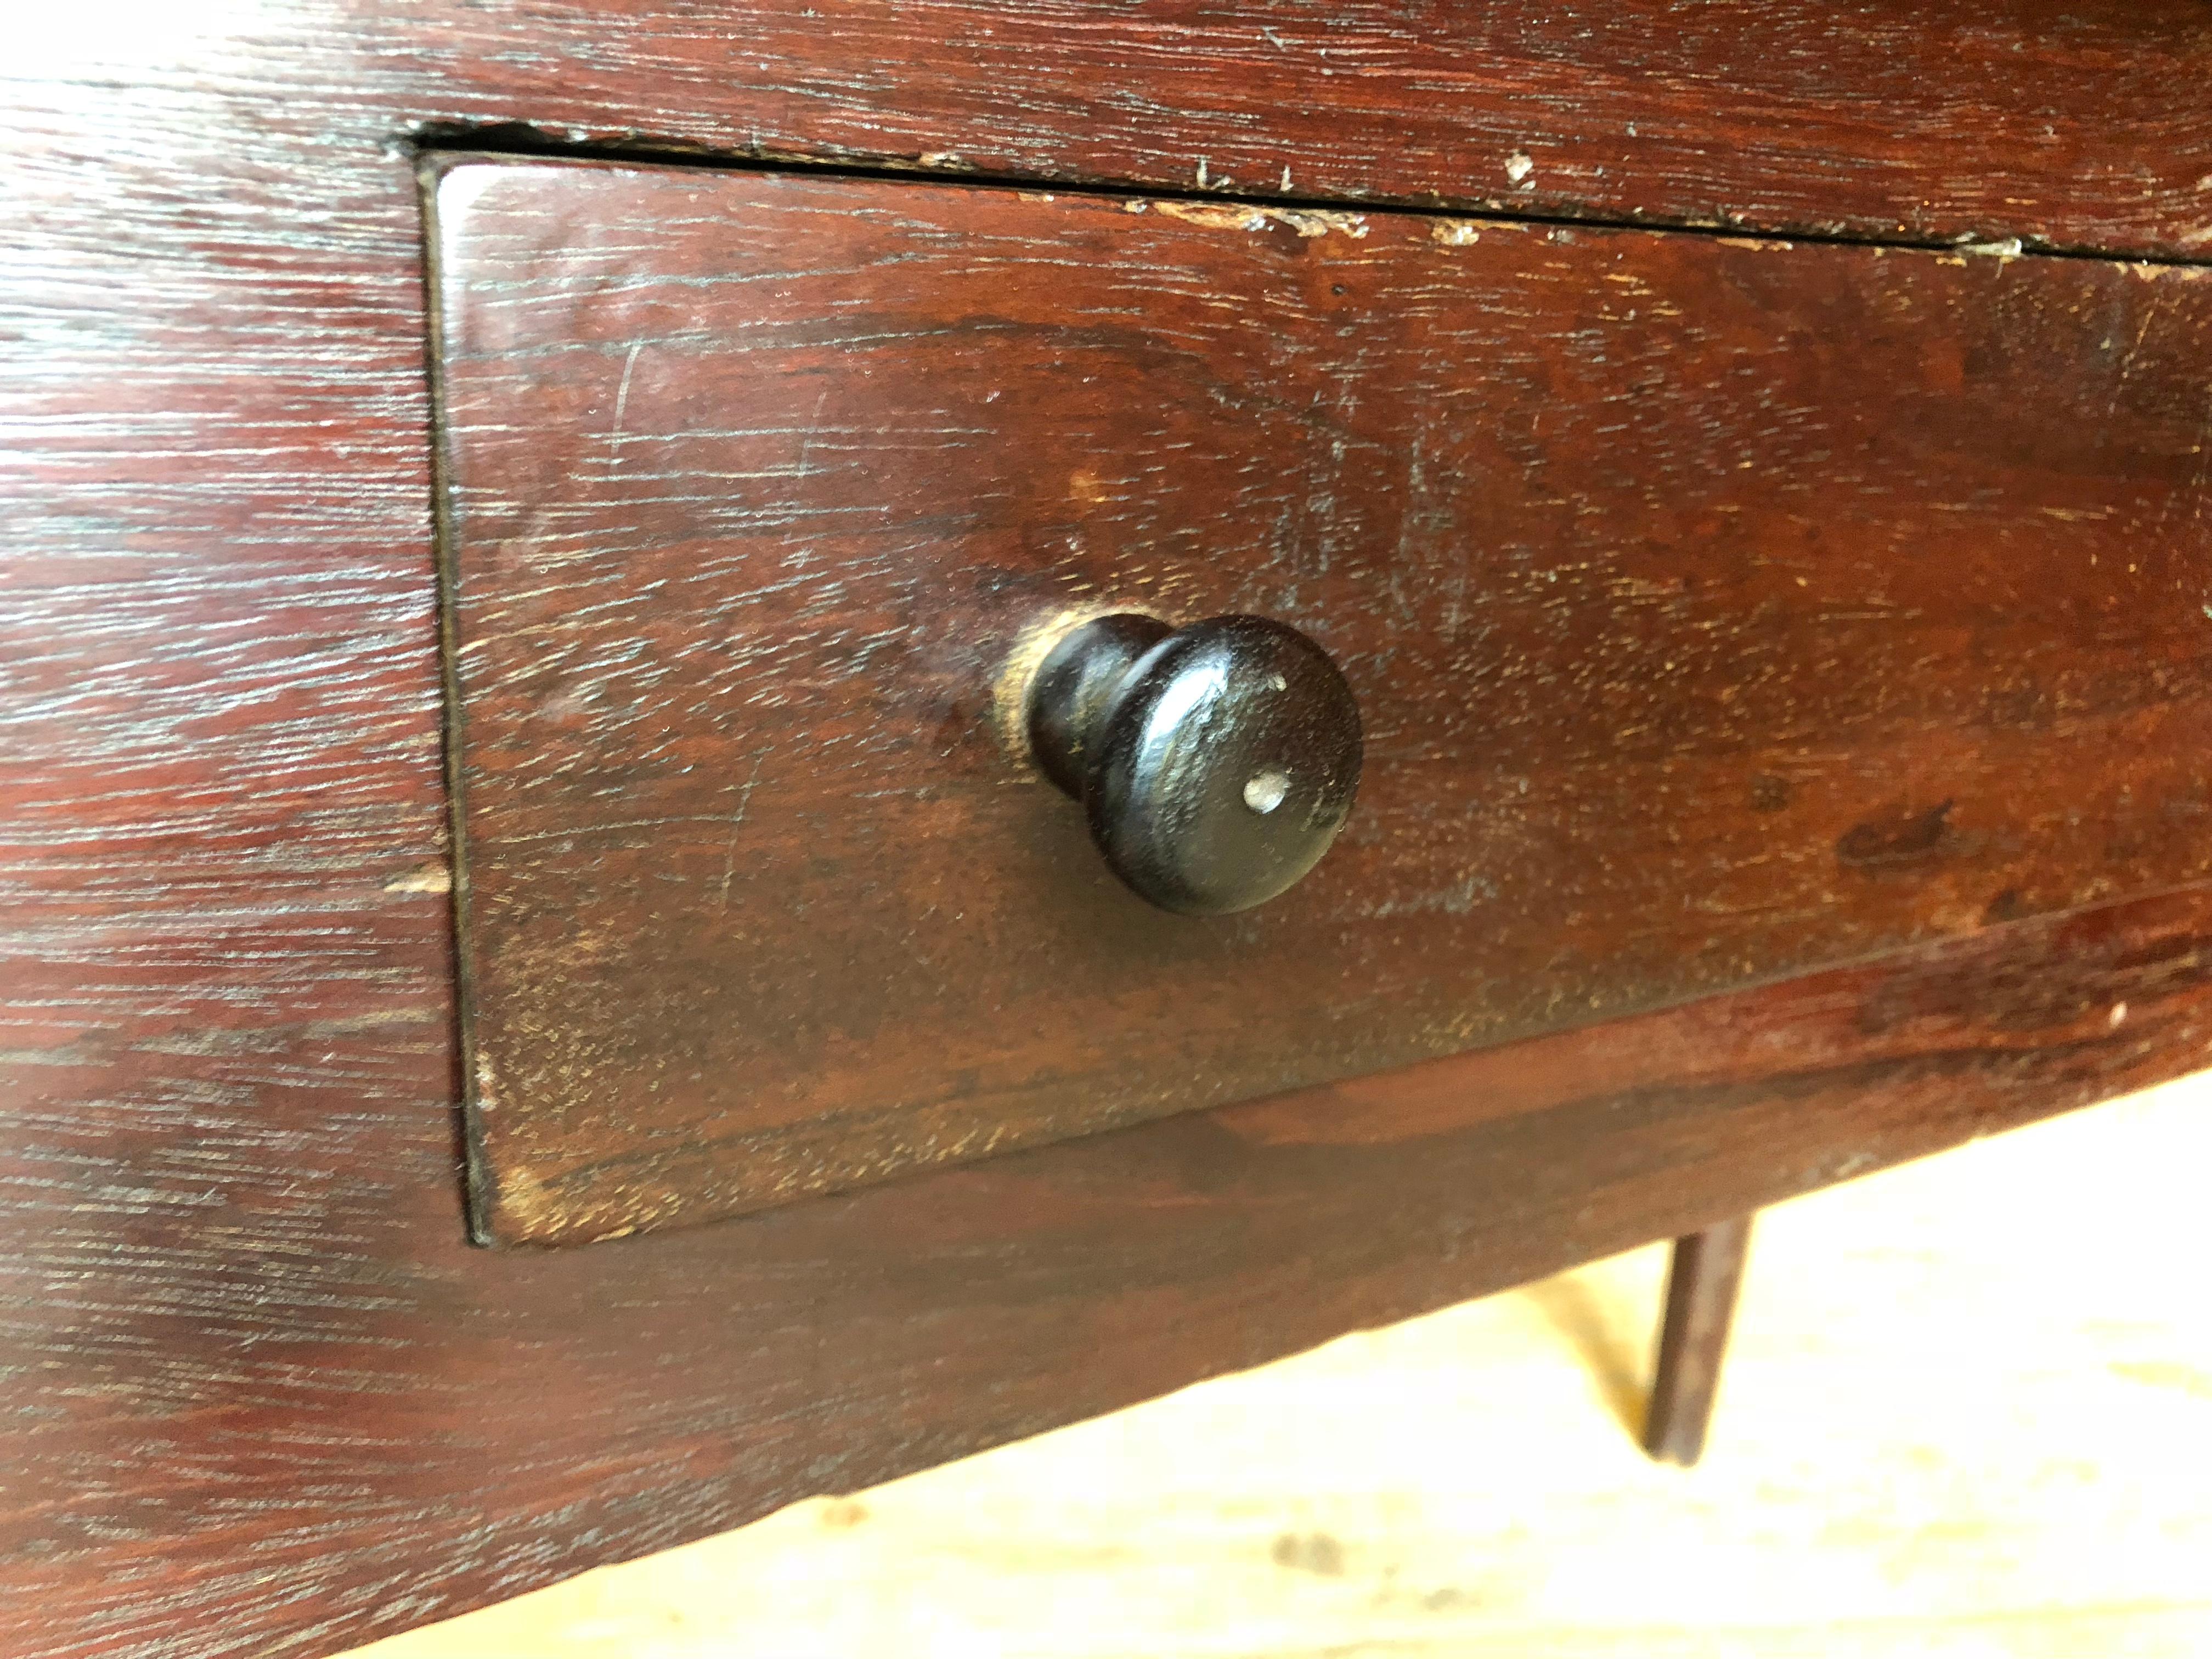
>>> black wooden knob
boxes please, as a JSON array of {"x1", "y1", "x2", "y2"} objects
[{"x1": 1024, "y1": 613, "x2": 1362, "y2": 915}]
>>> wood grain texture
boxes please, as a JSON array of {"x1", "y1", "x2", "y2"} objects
[
  {"x1": 58, "y1": 0, "x2": 2212, "y2": 260},
  {"x1": 436, "y1": 159, "x2": 2212, "y2": 1243},
  {"x1": 10, "y1": 875, "x2": 2212, "y2": 1659},
  {"x1": 4, "y1": 4, "x2": 2212, "y2": 1654}
]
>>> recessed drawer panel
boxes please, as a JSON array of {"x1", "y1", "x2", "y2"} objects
[{"x1": 428, "y1": 157, "x2": 2212, "y2": 1244}]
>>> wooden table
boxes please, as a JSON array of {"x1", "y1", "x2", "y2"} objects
[{"x1": 5, "y1": 7, "x2": 2210, "y2": 1655}]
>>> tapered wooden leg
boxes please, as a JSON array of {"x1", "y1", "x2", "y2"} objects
[{"x1": 1643, "y1": 1212, "x2": 1754, "y2": 1466}]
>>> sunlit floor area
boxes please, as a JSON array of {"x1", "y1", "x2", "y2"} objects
[{"x1": 349, "y1": 1076, "x2": 2212, "y2": 1659}]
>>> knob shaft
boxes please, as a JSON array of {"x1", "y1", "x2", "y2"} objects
[{"x1": 1025, "y1": 613, "x2": 1362, "y2": 915}]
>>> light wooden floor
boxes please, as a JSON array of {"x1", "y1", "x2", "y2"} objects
[{"x1": 351, "y1": 1075, "x2": 2212, "y2": 1658}]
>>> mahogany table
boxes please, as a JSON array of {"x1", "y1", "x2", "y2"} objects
[{"x1": 5, "y1": 7, "x2": 2210, "y2": 1655}]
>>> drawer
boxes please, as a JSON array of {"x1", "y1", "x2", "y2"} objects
[{"x1": 427, "y1": 157, "x2": 2212, "y2": 1244}]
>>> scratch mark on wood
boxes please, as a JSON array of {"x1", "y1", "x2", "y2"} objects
[
  {"x1": 383, "y1": 864, "x2": 454, "y2": 894},
  {"x1": 611, "y1": 340, "x2": 645, "y2": 460},
  {"x1": 794, "y1": 382, "x2": 832, "y2": 481},
  {"x1": 1134, "y1": 198, "x2": 1368, "y2": 238},
  {"x1": 719, "y1": 748, "x2": 772, "y2": 910}
]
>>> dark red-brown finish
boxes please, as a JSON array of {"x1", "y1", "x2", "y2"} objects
[
  {"x1": 16, "y1": 2, "x2": 2212, "y2": 257},
  {"x1": 1644, "y1": 1213, "x2": 1757, "y2": 1466},
  {"x1": 8, "y1": 4, "x2": 2212, "y2": 1655},
  {"x1": 430, "y1": 0, "x2": 2212, "y2": 259},
  {"x1": 13, "y1": 856, "x2": 2212, "y2": 1659},
  {"x1": 436, "y1": 159, "x2": 2212, "y2": 1243}
]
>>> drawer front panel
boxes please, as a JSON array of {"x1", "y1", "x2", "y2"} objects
[{"x1": 430, "y1": 158, "x2": 2212, "y2": 1243}]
